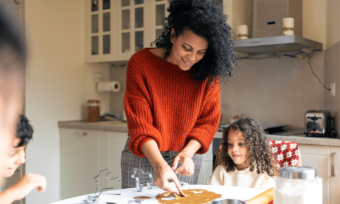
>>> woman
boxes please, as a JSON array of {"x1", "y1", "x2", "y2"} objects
[{"x1": 122, "y1": 0, "x2": 235, "y2": 194}]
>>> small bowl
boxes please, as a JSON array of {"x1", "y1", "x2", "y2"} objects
[{"x1": 211, "y1": 199, "x2": 246, "y2": 204}]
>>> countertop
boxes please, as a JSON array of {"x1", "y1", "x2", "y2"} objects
[
  {"x1": 215, "y1": 132, "x2": 340, "y2": 147},
  {"x1": 58, "y1": 120, "x2": 128, "y2": 132},
  {"x1": 59, "y1": 121, "x2": 340, "y2": 147},
  {"x1": 51, "y1": 185, "x2": 264, "y2": 204}
]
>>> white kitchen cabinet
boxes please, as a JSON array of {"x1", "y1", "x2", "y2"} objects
[
  {"x1": 60, "y1": 128, "x2": 127, "y2": 199},
  {"x1": 85, "y1": 0, "x2": 118, "y2": 62},
  {"x1": 85, "y1": 0, "x2": 169, "y2": 63},
  {"x1": 300, "y1": 144, "x2": 340, "y2": 204},
  {"x1": 198, "y1": 143, "x2": 213, "y2": 184}
]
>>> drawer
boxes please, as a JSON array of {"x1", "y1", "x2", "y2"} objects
[{"x1": 300, "y1": 144, "x2": 329, "y2": 156}]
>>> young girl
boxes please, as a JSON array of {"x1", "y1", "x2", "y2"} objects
[{"x1": 207, "y1": 118, "x2": 276, "y2": 189}]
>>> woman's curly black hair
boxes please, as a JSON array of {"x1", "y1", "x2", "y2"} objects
[
  {"x1": 152, "y1": 0, "x2": 236, "y2": 84},
  {"x1": 221, "y1": 118, "x2": 277, "y2": 177},
  {"x1": 16, "y1": 115, "x2": 33, "y2": 147}
]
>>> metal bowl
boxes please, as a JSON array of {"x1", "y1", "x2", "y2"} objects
[{"x1": 211, "y1": 199, "x2": 246, "y2": 204}]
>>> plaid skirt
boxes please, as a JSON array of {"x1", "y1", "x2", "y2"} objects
[{"x1": 121, "y1": 137, "x2": 202, "y2": 189}]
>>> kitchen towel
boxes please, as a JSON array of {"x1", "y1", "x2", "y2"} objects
[{"x1": 97, "y1": 81, "x2": 120, "y2": 92}]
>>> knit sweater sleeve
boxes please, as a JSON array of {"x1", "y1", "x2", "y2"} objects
[
  {"x1": 124, "y1": 54, "x2": 162, "y2": 157},
  {"x1": 187, "y1": 81, "x2": 221, "y2": 154}
]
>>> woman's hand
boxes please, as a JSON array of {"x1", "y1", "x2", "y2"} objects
[
  {"x1": 172, "y1": 152, "x2": 194, "y2": 176},
  {"x1": 142, "y1": 140, "x2": 182, "y2": 195},
  {"x1": 154, "y1": 163, "x2": 182, "y2": 195},
  {"x1": 172, "y1": 139, "x2": 202, "y2": 176}
]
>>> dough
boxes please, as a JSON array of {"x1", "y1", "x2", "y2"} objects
[{"x1": 156, "y1": 189, "x2": 222, "y2": 204}]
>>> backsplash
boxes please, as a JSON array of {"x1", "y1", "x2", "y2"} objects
[
  {"x1": 110, "y1": 50, "x2": 330, "y2": 129},
  {"x1": 221, "y1": 51, "x2": 325, "y2": 128},
  {"x1": 325, "y1": 40, "x2": 340, "y2": 138},
  {"x1": 109, "y1": 63, "x2": 127, "y2": 115}
]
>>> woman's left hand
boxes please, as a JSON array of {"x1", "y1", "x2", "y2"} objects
[{"x1": 172, "y1": 152, "x2": 194, "y2": 176}]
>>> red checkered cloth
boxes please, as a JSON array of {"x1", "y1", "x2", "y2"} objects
[{"x1": 217, "y1": 140, "x2": 299, "y2": 168}]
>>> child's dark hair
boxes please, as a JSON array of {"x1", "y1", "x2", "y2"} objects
[
  {"x1": 16, "y1": 115, "x2": 33, "y2": 147},
  {"x1": 152, "y1": 0, "x2": 236, "y2": 85},
  {"x1": 221, "y1": 117, "x2": 276, "y2": 177}
]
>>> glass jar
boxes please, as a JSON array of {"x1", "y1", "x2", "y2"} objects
[
  {"x1": 87, "y1": 100, "x2": 100, "y2": 122},
  {"x1": 274, "y1": 167, "x2": 322, "y2": 204}
]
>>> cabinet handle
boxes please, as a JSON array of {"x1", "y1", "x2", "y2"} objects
[
  {"x1": 73, "y1": 132, "x2": 87, "y2": 136},
  {"x1": 331, "y1": 152, "x2": 336, "y2": 177}
]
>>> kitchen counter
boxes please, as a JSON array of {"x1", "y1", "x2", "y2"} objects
[
  {"x1": 215, "y1": 132, "x2": 340, "y2": 147},
  {"x1": 58, "y1": 120, "x2": 128, "y2": 132},
  {"x1": 59, "y1": 121, "x2": 340, "y2": 147}
]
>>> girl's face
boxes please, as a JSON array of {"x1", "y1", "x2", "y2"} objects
[
  {"x1": 227, "y1": 128, "x2": 249, "y2": 170},
  {"x1": 1, "y1": 137, "x2": 26, "y2": 178},
  {"x1": 168, "y1": 28, "x2": 208, "y2": 71}
]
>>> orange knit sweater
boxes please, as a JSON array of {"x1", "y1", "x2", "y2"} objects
[{"x1": 124, "y1": 48, "x2": 221, "y2": 157}]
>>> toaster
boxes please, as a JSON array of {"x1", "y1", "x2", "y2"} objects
[{"x1": 304, "y1": 110, "x2": 332, "y2": 137}]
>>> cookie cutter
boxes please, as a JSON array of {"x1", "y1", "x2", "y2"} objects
[
  {"x1": 131, "y1": 168, "x2": 153, "y2": 192},
  {"x1": 87, "y1": 169, "x2": 121, "y2": 202}
]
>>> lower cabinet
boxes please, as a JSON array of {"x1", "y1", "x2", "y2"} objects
[
  {"x1": 197, "y1": 143, "x2": 213, "y2": 184},
  {"x1": 60, "y1": 128, "x2": 214, "y2": 198},
  {"x1": 300, "y1": 144, "x2": 340, "y2": 204},
  {"x1": 60, "y1": 128, "x2": 127, "y2": 199}
]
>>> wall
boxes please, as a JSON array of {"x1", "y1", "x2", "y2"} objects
[
  {"x1": 324, "y1": 41, "x2": 340, "y2": 138},
  {"x1": 25, "y1": 0, "x2": 109, "y2": 203},
  {"x1": 303, "y1": 0, "x2": 327, "y2": 46},
  {"x1": 109, "y1": 63, "x2": 127, "y2": 114},
  {"x1": 326, "y1": 0, "x2": 340, "y2": 49},
  {"x1": 220, "y1": 52, "x2": 325, "y2": 128},
  {"x1": 324, "y1": 0, "x2": 340, "y2": 138}
]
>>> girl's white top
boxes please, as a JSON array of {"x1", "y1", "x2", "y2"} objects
[{"x1": 207, "y1": 165, "x2": 274, "y2": 189}]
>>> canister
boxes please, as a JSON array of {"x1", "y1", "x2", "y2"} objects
[
  {"x1": 87, "y1": 100, "x2": 100, "y2": 122},
  {"x1": 274, "y1": 167, "x2": 322, "y2": 204}
]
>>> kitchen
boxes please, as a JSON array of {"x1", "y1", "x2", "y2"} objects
[{"x1": 2, "y1": 0, "x2": 340, "y2": 203}]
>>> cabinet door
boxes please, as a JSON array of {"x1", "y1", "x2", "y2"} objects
[
  {"x1": 60, "y1": 129, "x2": 102, "y2": 199},
  {"x1": 300, "y1": 144, "x2": 329, "y2": 204},
  {"x1": 198, "y1": 143, "x2": 213, "y2": 184},
  {"x1": 329, "y1": 147, "x2": 340, "y2": 204},
  {"x1": 106, "y1": 132, "x2": 128, "y2": 190},
  {"x1": 197, "y1": 161, "x2": 213, "y2": 185},
  {"x1": 85, "y1": 0, "x2": 117, "y2": 62}
]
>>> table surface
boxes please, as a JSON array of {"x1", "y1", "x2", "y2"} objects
[{"x1": 51, "y1": 185, "x2": 266, "y2": 204}]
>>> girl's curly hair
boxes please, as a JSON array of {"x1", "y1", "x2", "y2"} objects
[
  {"x1": 152, "y1": 0, "x2": 236, "y2": 84},
  {"x1": 221, "y1": 118, "x2": 277, "y2": 177}
]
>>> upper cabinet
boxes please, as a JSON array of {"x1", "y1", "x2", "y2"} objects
[{"x1": 85, "y1": 0, "x2": 169, "y2": 63}]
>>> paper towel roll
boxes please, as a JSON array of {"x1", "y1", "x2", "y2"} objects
[{"x1": 97, "y1": 81, "x2": 121, "y2": 92}]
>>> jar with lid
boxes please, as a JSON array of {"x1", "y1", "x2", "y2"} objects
[
  {"x1": 87, "y1": 100, "x2": 101, "y2": 122},
  {"x1": 274, "y1": 167, "x2": 322, "y2": 204}
]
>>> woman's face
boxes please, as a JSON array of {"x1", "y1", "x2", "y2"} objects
[
  {"x1": 227, "y1": 128, "x2": 249, "y2": 170},
  {"x1": 168, "y1": 29, "x2": 208, "y2": 71}
]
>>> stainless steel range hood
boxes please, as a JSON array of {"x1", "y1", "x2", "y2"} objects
[{"x1": 233, "y1": 35, "x2": 323, "y2": 54}]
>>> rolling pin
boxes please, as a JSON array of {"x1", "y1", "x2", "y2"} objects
[{"x1": 246, "y1": 188, "x2": 273, "y2": 204}]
